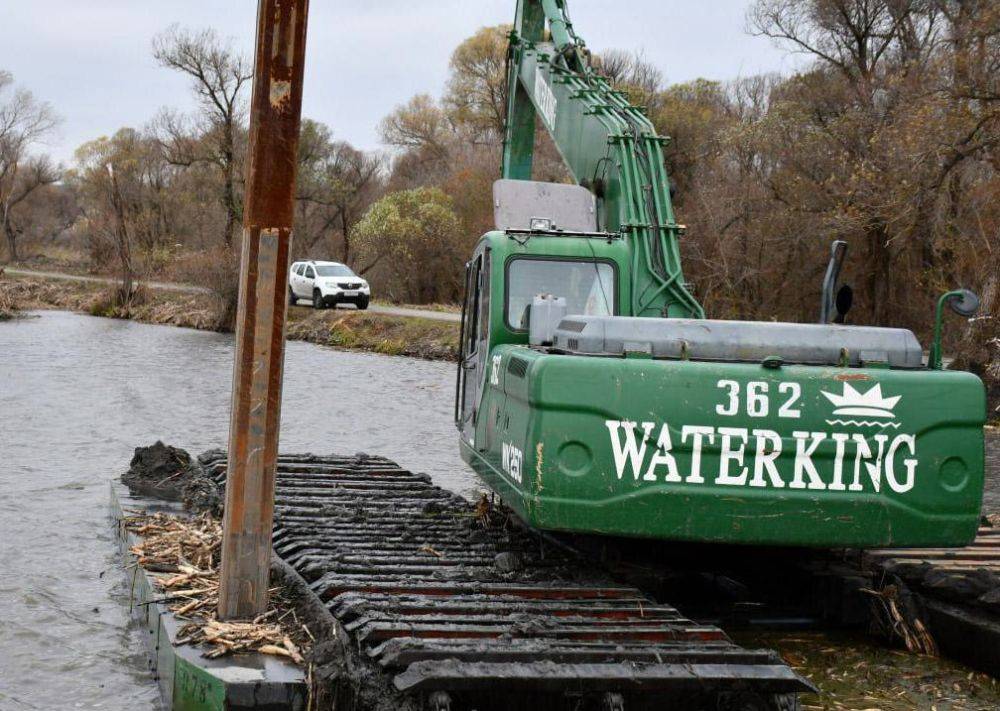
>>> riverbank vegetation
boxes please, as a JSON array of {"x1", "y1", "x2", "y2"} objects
[
  {"x1": 0, "y1": 275, "x2": 459, "y2": 361},
  {"x1": 0, "y1": 281, "x2": 17, "y2": 320},
  {"x1": 1, "y1": 1, "x2": 998, "y2": 408}
]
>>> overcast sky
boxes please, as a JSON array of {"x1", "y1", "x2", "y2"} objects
[{"x1": 2, "y1": 1, "x2": 801, "y2": 165}]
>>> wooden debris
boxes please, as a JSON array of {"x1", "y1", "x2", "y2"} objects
[
  {"x1": 860, "y1": 584, "x2": 938, "y2": 656},
  {"x1": 125, "y1": 511, "x2": 311, "y2": 664}
]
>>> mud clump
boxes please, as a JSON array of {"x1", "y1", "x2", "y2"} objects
[
  {"x1": 182, "y1": 476, "x2": 223, "y2": 515},
  {"x1": 123, "y1": 441, "x2": 222, "y2": 514}
]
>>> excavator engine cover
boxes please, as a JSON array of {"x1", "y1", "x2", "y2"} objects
[{"x1": 551, "y1": 316, "x2": 924, "y2": 368}]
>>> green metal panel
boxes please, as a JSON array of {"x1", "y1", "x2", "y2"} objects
[
  {"x1": 502, "y1": 1, "x2": 544, "y2": 179},
  {"x1": 173, "y1": 657, "x2": 227, "y2": 711},
  {"x1": 464, "y1": 343, "x2": 985, "y2": 548}
]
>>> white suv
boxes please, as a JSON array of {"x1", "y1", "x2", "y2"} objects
[{"x1": 289, "y1": 260, "x2": 371, "y2": 310}]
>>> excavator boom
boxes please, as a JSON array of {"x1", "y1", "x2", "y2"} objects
[{"x1": 503, "y1": 0, "x2": 702, "y2": 319}]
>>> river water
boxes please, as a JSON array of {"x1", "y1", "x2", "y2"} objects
[
  {"x1": 3, "y1": 311, "x2": 998, "y2": 710},
  {"x1": 0, "y1": 311, "x2": 474, "y2": 709}
]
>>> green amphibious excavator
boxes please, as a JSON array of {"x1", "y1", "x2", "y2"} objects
[{"x1": 456, "y1": 0, "x2": 986, "y2": 548}]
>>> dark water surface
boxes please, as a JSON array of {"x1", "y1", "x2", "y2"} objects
[
  {"x1": 0, "y1": 311, "x2": 474, "y2": 709},
  {"x1": 3, "y1": 311, "x2": 997, "y2": 711}
]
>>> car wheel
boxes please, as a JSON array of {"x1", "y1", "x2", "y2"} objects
[
  {"x1": 288, "y1": 287, "x2": 297, "y2": 306},
  {"x1": 357, "y1": 296, "x2": 370, "y2": 311},
  {"x1": 313, "y1": 290, "x2": 324, "y2": 310}
]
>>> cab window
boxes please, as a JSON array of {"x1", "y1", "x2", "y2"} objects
[
  {"x1": 464, "y1": 256, "x2": 482, "y2": 356},
  {"x1": 477, "y1": 250, "x2": 490, "y2": 347},
  {"x1": 506, "y1": 258, "x2": 615, "y2": 330},
  {"x1": 305, "y1": 266, "x2": 316, "y2": 279}
]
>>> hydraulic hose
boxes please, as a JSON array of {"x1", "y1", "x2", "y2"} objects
[{"x1": 540, "y1": 0, "x2": 574, "y2": 52}]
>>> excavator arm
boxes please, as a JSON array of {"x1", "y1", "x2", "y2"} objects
[{"x1": 502, "y1": 0, "x2": 704, "y2": 318}]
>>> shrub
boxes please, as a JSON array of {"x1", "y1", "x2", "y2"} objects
[
  {"x1": 352, "y1": 187, "x2": 467, "y2": 304},
  {"x1": 139, "y1": 244, "x2": 176, "y2": 276},
  {"x1": 0, "y1": 276, "x2": 18, "y2": 320},
  {"x1": 171, "y1": 247, "x2": 240, "y2": 332},
  {"x1": 87, "y1": 283, "x2": 149, "y2": 319}
]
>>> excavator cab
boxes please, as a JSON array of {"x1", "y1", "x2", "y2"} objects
[{"x1": 456, "y1": 0, "x2": 986, "y2": 549}]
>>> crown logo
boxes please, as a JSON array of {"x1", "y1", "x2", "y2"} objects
[{"x1": 821, "y1": 382, "x2": 900, "y2": 419}]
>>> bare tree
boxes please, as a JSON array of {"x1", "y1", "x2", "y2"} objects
[
  {"x1": 105, "y1": 164, "x2": 135, "y2": 302},
  {"x1": 444, "y1": 24, "x2": 511, "y2": 142},
  {"x1": 153, "y1": 26, "x2": 252, "y2": 247},
  {"x1": 73, "y1": 130, "x2": 152, "y2": 305},
  {"x1": 595, "y1": 49, "x2": 666, "y2": 110},
  {"x1": 295, "y1": 121, "x2": 384, "y2": 263},
  {"x1": 379, "y1": 95, "x2": 452, "y2": 159},
  {"x1": 0, "y1": 71, "x2": 59, "y2": 262},
  {"x1": 748, "y1": 0, "x2": 918, "y2": 89},
  {"x1": 16, "y1": 182, "x2": 79, "y2": 247}
]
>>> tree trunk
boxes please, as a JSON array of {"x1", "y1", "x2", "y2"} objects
[
  {"x1": 340, "y1": 210, "x2": 351, "y2": 264},
  {"x1": 223, "y1": 159, "x2": 237, "y2": 248},
  {"x1": 117, "y1": 226, "x2": 134, "y2": 304},
  {"x1": 2, "y1": 211, "x2": 18, "y2": 263},
  {"x1": 221, "y1": 124, "x2": 239, "y2": 248},
  {"x1": 866, "y1": 222, "x2": 893, "y2": 326},
  {"x1": 108, "y1": 170, "x2": 135, "y2": 307},
  {"x1": 4, "y1": 231, "x2": 17, "y2": 263}
]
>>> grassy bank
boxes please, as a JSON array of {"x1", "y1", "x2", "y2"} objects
[{"x1": 0, "y1": 275, "x2": 459, "y2": 361}]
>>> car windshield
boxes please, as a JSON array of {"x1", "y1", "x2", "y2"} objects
[
  {"x1": 315, "y1": 265, "x2": 355, "y2": 278},
  {"x1": 507, "y1": 258, "x2": 614, "y2": 329}
]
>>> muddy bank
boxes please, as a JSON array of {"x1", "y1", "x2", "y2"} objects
[
  {"x1": 285, "y1": 309, "x2": 457, "y2": 360},
  {"x1": 0, "y1": 275, "x2": 217, "y2": 327},
  {"x1": 0, "y1": 275, "x2": 459, "y2": 362}
]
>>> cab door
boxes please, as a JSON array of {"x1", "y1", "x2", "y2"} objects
[{"x1": 456, "y1": 248, "x2": 490, "y2": 444}]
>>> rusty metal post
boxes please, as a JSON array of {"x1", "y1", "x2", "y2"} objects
[{"x1": 218, "y1": 0, "x2": 310, "y2": 620}]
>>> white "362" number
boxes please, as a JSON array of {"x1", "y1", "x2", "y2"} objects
[{"x1": 715, "y1": 380, "x2": 802, "y2": 419}]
